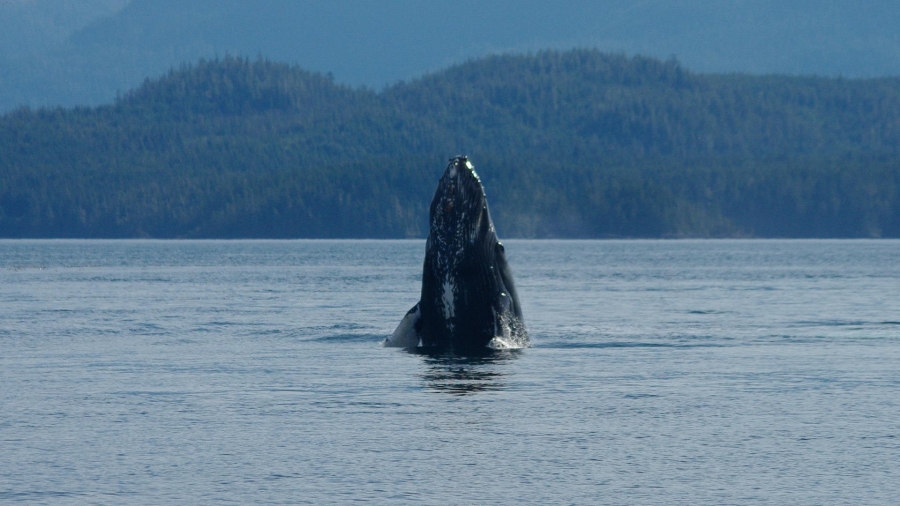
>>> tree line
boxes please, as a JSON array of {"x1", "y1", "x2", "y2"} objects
[{"x1": 1, "y1": 50, "x2": 899, "y2": 238}]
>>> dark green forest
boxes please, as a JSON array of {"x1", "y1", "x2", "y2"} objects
[{"x1": 2, "y1": 50, "x2": 899, "y2": 238}]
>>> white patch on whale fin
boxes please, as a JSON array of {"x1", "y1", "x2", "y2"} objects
[{"x1": 384, "y1": 303, "x2": 420, "y2": 348}]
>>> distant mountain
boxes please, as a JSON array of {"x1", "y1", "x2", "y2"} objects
[
  {"x1": 2, "y1": 0, "x2": 900, "y2": 111},
  {"x1": 2, "y1": 51, "x2": 899, "y2": 238}
]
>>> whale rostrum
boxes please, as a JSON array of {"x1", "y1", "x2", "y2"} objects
[{"x1": 386, "y1": 156, "x2": 528, "y2": 352}]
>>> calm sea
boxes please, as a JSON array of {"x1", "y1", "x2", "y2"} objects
[{"x1": 1, "y1": 239, "x2": 898, "y2": 504}]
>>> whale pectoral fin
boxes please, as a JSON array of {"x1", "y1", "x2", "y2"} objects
[
  {"x1": 491, "y1": 290, "x2": 529, "y2": 347},
  {"x1": 495, "y1": 290, "x2": 511, "y2": 314},
  {"x1": 384, "y1": 303, "x2": 421, "y2": 348},
  {"x1": 495, "y1": 242, "x2": 524, "y2": 320},
  {"x1": 491, "y1": 293, "x2": 512, "y2": 338}
]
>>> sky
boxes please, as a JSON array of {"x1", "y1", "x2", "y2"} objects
[{"x1": 1, "y1": 0, "x2": 898, "y2": 110}]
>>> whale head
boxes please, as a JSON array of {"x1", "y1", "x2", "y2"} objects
[{"x1": 428, "y1": 156, "x2": 492, "y2": 251}]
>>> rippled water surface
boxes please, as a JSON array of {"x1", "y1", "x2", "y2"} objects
[{"x1": 2, "y1": 240, "x2": 898, "y2": 504}]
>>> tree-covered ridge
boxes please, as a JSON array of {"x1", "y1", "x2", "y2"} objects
[
  {"x1": 389, "y1": 52, "x2": 900, "y2": 159},
  {"x1": 1, "y1": 50, "x2": 899, "y2": 238}
]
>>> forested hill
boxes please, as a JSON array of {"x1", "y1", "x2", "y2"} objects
[{"x1": 2, "y1": 50, "x2": 899, "y2": 238}]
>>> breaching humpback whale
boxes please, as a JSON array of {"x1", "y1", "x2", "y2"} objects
[{"x1": 385, "y1": 156, "x2": 527, "y2": 352}]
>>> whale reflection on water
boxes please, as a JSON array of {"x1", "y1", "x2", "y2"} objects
[{"x1": 408, "y1": 349, "x2": 522, "y2": 395}]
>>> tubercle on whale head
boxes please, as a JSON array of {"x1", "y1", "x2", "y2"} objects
[
  {"x1": 446, "y1": 156, "x2": 481, "y2": 180},
  {"x1": 434, "y1": 156, "x2": 485, "y2": 207}
]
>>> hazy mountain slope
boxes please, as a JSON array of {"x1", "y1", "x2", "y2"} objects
[
  {"x1": 0, "y1": 0, "x2": 128, "y2": 56},
  {"x1": 2, "y1": 0, "x2": 900, "y2": 111},
  {"x1": 0, "y1": 0, "x2": 129, "y2": 108}
]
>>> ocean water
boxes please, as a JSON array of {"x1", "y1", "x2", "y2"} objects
[{"x1": 1, "y1": 239, "x2": 898, "y2": 504}]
